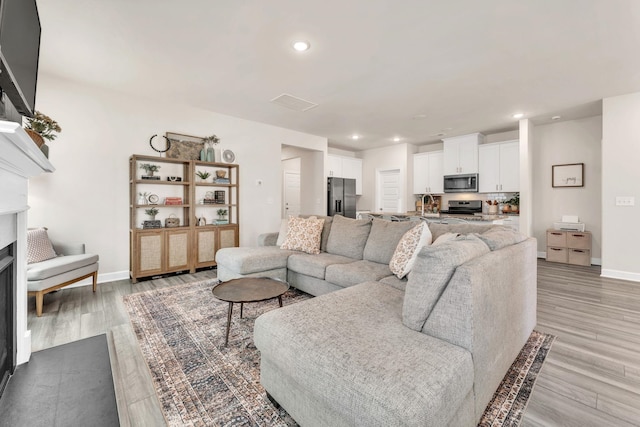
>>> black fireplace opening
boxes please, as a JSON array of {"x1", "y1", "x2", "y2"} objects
[{"x1": 0, "y1": 242, "x2": 16, "y2": 398}]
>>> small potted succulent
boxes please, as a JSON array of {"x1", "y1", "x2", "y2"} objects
[
  {"x1": 507, "y1": 193, "x2": 520, "y2": 213},
  {"x1": 145, "y1": 207, "x2": 159, "y2": 220},
  {"x1": 195, "y1": 170, "x2": 211, "y2": 182}
]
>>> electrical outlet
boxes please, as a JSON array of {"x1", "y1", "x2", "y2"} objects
[{"x1": 615, "y1": 196, "x2": 635, "y2": 206}]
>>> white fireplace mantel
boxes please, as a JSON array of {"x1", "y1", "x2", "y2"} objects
[{"x1": 0, "y1": 119, "x2": 54, "y2": 364}]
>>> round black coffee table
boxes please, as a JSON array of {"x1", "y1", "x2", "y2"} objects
[{"x1": 212, "y1": 277, "x2": 290, "y2": 346}]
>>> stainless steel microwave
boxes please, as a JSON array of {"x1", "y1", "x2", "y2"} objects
[{"x1": 443, "y1": 173, "x2": 478, "y2": 193}]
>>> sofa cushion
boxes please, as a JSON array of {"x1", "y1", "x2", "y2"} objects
[
  {"x1": 215, "y1": 246, "x2": 295, "y2": 275},
  {"x1": 27, "y1": 228, "x2": 57, "y2": 264},
  {"x1": 325, "y1": 260, "x2": 391, "y2": 288},
  {"x1": 254, "y1": 282, "x2": 474, "y2": 427},
  {"x1": 362, "y1": 219, "x2": 415, "y2": 264},
  {"x1": 432, "y1": 232, "x2": 461, "y2": 246},
  {"x1": 325, "y1": 215, "x2": 372, "y2": 259},
  {"x1": 27, "y1": 253, "x2": 99, "y2": 281},
  {"x1": 277, "y1": 216, "x2": 334, "y2": 253},
  {"x1": 287, "y1": 252, "x2": 354, "y2": 280},
  {"x1": 280, "y1": 216, "x2": 325, "y2": 254},
  {"x1": 402, "y1": 234, "x2": 490, "y2": 331},
  {"x1": 476, "y1": 226, "x2": 526, "y2": 251},
  {"x1": 389, "y1": 222, "x2": 433, "y2": 279}
]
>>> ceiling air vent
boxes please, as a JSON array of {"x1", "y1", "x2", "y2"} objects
[{"x1": 270, "y1": 93, "x2": 318, "y2": 112}]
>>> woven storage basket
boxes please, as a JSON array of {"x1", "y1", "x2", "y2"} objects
[{"x1": 164, "y1": 214, "x2": 180, "y2": 228}]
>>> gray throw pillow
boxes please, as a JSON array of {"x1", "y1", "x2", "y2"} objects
[
  {"x1": 325, "y1": 215, "x2": 372, "y2": 259},
  {"x1": 363, "y1": 219, "x2": 415, "y2": 264},
  {"x1": 402, "y1": 234, "x2": 490, "y2": 331},
  {"x1": 475, "y1": 227, "x2": 526, "y2": 251}
]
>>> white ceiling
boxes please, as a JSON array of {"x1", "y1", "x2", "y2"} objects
[{"x1": 36, "y1": 0, "x2": 640, "y2": 151}]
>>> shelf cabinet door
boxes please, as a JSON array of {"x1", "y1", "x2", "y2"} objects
[
  {"x1": 218, "y1": 224, "x2": 239, "y2": 251},
  {"x1": 443, "y1": 134, "x2": 479, "y2": 175},
  {"x1": 165, "y1": 229, "x2": 190, "y2": 271},
  {"x1": 136, "y1": 232, "x2": 164, "y2": 277},
  {"x1": 327, "y1": 155, "x2": 342, "y2": 177},
  {"x1": 195, "y1": 228, "x2": 217, "y2": 268}
]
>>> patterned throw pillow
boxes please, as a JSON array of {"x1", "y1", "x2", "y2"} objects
[
  {"x1": 389, "y1": 222, "x2": 433, "y2": 279},
  {"x1": 280, "y1": 216, "x2": 325, "y2": 254},
  {"x1": 27, "y1": 228, "x2": 57, "y2": 264}
]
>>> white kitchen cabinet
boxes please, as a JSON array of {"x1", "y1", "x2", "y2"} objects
[
  {"x1": 442, "y1": 133, "x2": 483, "y2": 175},
  {"x1": 327, "y1": 155, "x2": 343, "y2": 178},
  {"x1": 342, "y1": 157, "x2": 363, "y2": 195},
  {"x1": 413, "y1": 151, "x2": 443, "y2": 194},
  {"x1": 327, "y1": 154, "x2": 363, "y2": 195},
  {"x1": 478, "y1": 140, "x2": 519, "y2": 193}
]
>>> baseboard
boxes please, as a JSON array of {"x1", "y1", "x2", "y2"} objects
[
  {"x1": 65, "y1": 270, "x2": 130, "y2": 290},
  {"x1": 537, "y1": 251, "x2": 602, "y2": 266},
  {"x1": 601, "y1": 269, "x2": 640, "y2": 283}
]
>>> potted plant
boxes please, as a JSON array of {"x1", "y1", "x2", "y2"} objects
[
  {"x1": 24, "y1": 111, "x2": 62, "y2": 147},
  {"x1": 139, "y1": 163, "x2": 161, "y2": 177},
  {"x1": 145, "y1": 207, "x2": 159, "y2": 220},
  {"x1": 507, "y1": 193, "x2": 520, "y2": 213},
  {"x1": 196, "y1": 170, "x2": 211, "y2": 181},
  {"x1": 217, "y1": 208, "x2": 228, "y2": 224}
]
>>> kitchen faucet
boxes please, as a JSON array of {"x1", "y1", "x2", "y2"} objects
[{"x1": 421, "y1": 193, "x2": 436, "y2": 216}]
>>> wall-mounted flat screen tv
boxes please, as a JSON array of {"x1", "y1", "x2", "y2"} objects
[{"x1": 0, "y1": 0, "x2": 41, "y2": 117}]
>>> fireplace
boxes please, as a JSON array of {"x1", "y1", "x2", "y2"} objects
[
  {"x1": 0, "y1": 241, "x2": 16, "y2": 397},
  {"x1": 0, "y1": 120, "x2": 54, "y2": 387}
]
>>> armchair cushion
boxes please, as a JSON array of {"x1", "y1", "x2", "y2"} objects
[
  {"x1": 27, "y1": 253, "x2": 99, "y2": 281},
  {"x1": 27, "y1": 228, "x2": 57, "y2": 264}
]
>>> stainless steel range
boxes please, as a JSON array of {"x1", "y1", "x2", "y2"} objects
[{"x1": 443, "y1": 200, "x2": 483, "y2": 215}]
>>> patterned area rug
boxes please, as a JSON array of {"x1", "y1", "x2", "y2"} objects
[{"x1": 123, "y1": 280, "x2": 554, "y2": 426}]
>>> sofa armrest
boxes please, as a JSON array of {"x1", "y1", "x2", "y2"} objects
[
  {"x1": 258, "y1": 232, "x2": 279, "y2": 247},
  {"x1": 52, "y1": 242, "x2": 86, "y2": 256}
]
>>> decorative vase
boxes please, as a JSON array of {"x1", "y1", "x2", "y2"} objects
[
  {"x1": 25, "y1": 129, "x2": 45, "y2": 148},
  {"x1": 206, "y1": 145, "x2": 214, "y2": 162},
  {"x1": 200, "y1": 148, "x2": 206, "y2": 161},
  {"x1": 216, "y1": 170, "x2": 227, "y2": 179},
  {"x1": 137, "y1": 195, "x2": 147, "y2": 205}
]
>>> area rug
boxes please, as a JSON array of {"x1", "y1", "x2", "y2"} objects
[{"x1": 124, "y1": 279, "x2": 554, "y2": 426}]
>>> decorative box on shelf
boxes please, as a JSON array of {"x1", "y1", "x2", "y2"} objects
[
  {"x1": 141, "y1": 176, "x2": 161, "y2": 180},
  {"x1": 214, "y1": 178, "x2": 230, "y2": 184},
  {"x1": 164, "y1": 197, "x2": 183, "y2": 205},
  {"x1": 215, "y1": 219, "x2": 229, "y2": 225},
  {"x1": 142, "y1": 220, "x2": 162, "y2": 229}
]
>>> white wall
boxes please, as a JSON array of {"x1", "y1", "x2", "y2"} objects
[
  {"x1": 532, "y1": 116, "x2": 602, "y2": 261},
  {"x1": 602, "y1": 92, "x2": 640, "y2": 281},
  {"x1": 29, "y1": 74, "x2": 327, "y2": 279}
]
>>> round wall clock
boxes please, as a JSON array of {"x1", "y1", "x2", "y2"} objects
[
  {"x1": 148, "y1": 194, "x2": 159, "y2": 204},
  {"x1": 222, "y1": 149, "x2": 236, "y2": 163}
]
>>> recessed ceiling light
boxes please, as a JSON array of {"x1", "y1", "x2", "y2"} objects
[
  {"x1": 393, "y1": 137, "x2": 401, "y2": 142},
  {"x1": 351, "y1": 134, "x2": 359, "y2": 140},
  {"x1": 512, "y1": 113, "x2": 524, "y2": 119},
  {"x1": 551, "y1": 115, "x2": 561, "y2": 120},
  {"x1": 292, "y1": 40, "x2": 310, "y2": 51},
  {"x1": 412, "y1": 114, "x2": 427, "y2": 119}
]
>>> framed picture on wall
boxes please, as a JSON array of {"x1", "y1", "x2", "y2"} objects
[{"x1": 552, "y1": 163, "x2": 584, "y2": 188}]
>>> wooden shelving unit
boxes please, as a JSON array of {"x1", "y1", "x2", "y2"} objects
[{"x1": 129, "y1": 155, "x2": 239, "y2": 283}]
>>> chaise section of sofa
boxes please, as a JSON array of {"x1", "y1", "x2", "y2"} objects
[{"x1": 254, "y1": 281, "x2": 476, "y2": 427}]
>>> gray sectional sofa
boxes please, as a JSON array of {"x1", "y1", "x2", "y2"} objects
[{"x1": 215, "y1": 215, "x2": 537, "y2": 426}]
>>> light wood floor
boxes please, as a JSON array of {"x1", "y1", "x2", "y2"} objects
[{"x1": 26, "y1": 261, "x2": 640, "y2": 426}]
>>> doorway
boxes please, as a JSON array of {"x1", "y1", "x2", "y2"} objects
[
  {"x1": 283, "y1": 171, "x2": 301, "y2": 218},
  {"x1": 376, "y1": 169, "x2": 402, "y2": 213}
]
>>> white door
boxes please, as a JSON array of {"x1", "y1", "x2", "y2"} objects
[
  {"x1": 413, "y1": 153, "x2": 429, "y2": 194},
  {"x1": 283, "y1": 172, "x2": 301, "y2": 217},
  {"x1": 499, "y1": 141, "x2": 519, "y2": 192},
  {"x1": 377, "y1": 169, "x2": 402, "y2": 213}
]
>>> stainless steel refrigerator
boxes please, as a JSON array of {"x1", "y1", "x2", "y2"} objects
[{"x1": 327, "y1": 177, "x2": 356, "y2": 218}]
